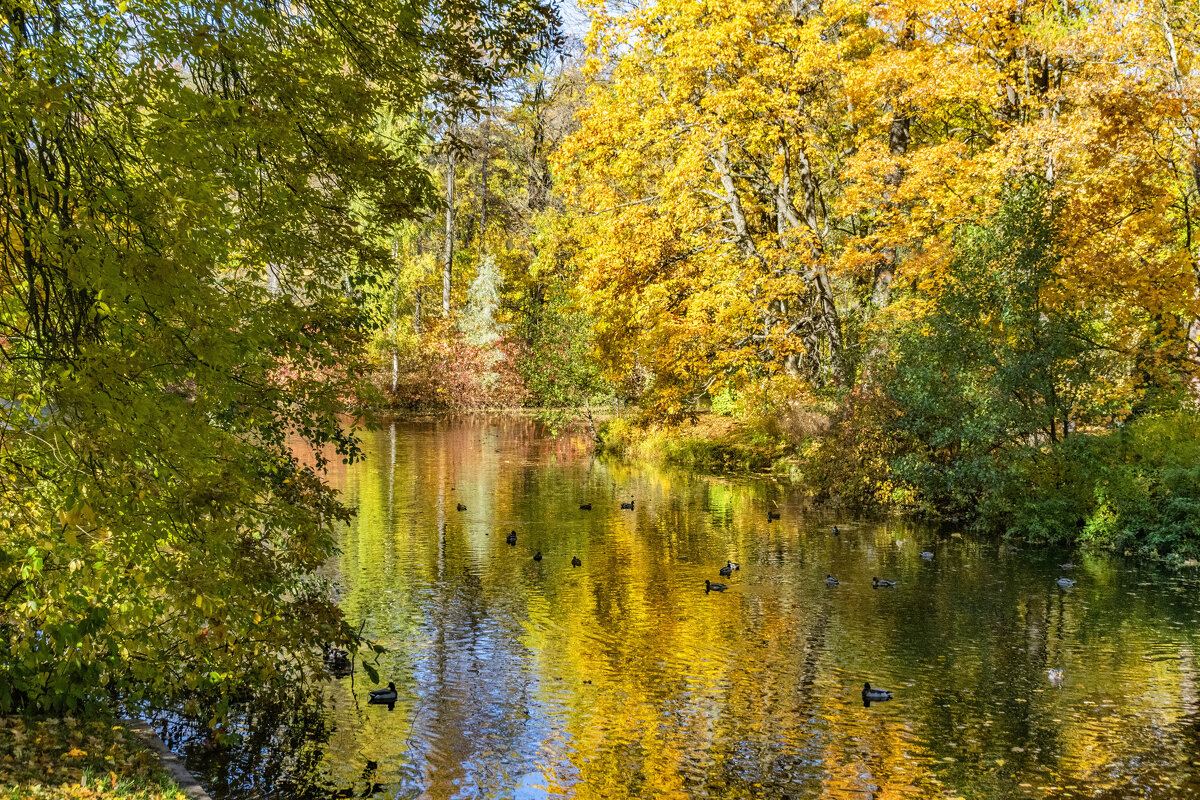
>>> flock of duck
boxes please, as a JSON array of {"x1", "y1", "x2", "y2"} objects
[
  {"x1": 355, "y1": 501, "x2": 1080, "y2": 708},
  {"x1": 448, "y1": 497, "x2": 637, "y2": 570}
]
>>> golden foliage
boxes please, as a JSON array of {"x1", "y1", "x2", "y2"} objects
[{"x1": 553, "y1": 0, "x2": 1200, "y2": 411}]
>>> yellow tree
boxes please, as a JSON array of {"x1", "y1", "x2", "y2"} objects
[{"x1": 558, "y1": 0, "x2": 1200, "y2": 416}]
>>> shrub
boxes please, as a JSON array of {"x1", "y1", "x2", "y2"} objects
[
  {"x1": 380, "y1": 323, "x2": 528, "y2": 410},
  {"x1": 997, "y1": 411, "x2": 1200, "y2": 557},
  {"x1": 799, "y1": 389, "x2": 920, "y2": 509}
]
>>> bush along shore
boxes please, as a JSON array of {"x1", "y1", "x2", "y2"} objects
[{"x1": 595, "y1": 397, "x2": 1200, "y2": 565}]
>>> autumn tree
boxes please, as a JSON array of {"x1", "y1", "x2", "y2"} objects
[{"x1": 556, "y1": 0, "x2": 1200, "y2": 414}]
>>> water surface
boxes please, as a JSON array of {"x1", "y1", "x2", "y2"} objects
[{"x1": 174, "y1": 415, "x2": 1200, "y2": 799}]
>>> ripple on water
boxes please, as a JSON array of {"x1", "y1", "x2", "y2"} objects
[{"x1": 173, "y1": 417, "x2": 1200, "y2": 800}]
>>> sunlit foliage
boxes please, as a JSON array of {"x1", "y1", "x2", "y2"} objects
[{"x1": 555, "y1": 0, "x2": 1200, "y2": 415}]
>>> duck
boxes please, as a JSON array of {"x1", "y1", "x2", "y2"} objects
[
  {"x1": 767, "y1": 510, "x2": 781, "y2": 521},
  {"x1": 862, "y1": 682, "x2": 894, "y2": 702},
  {"x1": 369, "y1": 682, "x2": 397, "y2": 703},
  {"x1": 533, "y1": 551, "x2": 542, "y2": 561},
  {"x1": 580, "y1": 503, "x2": 592, "y2": 510},
  {"x1": 506, "y1": 530, "x2": 517, "y2": 546},
  {"x1": 620, "y1": 498, "x2": 635, "y2": 510},
  {"x1": 832, "y1": 525, "x2": 840, "y2": 536},
  {"x1": 718, "y1": 560, "x2": 737, "y2": 577},
  {"x1": 456, "y1": 503, "x2": 467, "y2": 511},
  {"x1": 826, "y1": 574, "x2": 839, "y2": 586},
  {"x1": 1048, "y1": 668, "x2": 1064, "y2": 686},
  {"x1": 323, "y1": 647, "x2": 352, "y2": 676},
  {"x1": 872, "y1": 577, "x2": 896, "y2": 588},
  {"x1": 1059, "y1": 562, "x2": 1076, "y2": 570},
  {"x1": 920, "y1": 551, "x2": 934, "y2": 560},
  {"x1": 1056, "y1": 577, "x2": 1076, "y2": 587},
  {"x1": 705, "y1": 579, "x2": 727, "y2": 593},
  {"x1": 571, "y1": 556, "x2": 582, "y2": 567}
]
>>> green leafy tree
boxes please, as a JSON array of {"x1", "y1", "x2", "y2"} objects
[
  {"x1": 0, "y1": 0, "x2": 556, "y2": 719},
  {"x1": 886, "y1": 182, "x2": 1128, "y2": 521},
  {"x1": 517, "y1": 280, "x2": 612, "y2": 436}
]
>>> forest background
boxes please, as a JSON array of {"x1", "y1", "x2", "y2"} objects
[
  {"x1": 6, "y1": 0, "x2": 1200, "y2": 730},
  {"x1": 388, "y1": 0, "x2": 1200, "y2": 561}
]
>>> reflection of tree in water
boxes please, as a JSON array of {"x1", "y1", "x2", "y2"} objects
[
  {"x1": 159, "y1": 418, "x2": 1200, "y2": 800},
  {"x1": 157, "y1": 694, "x2": 339, "y2": 799}
]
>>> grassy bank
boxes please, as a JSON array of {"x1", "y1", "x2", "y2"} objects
[{"x1": 0, "y1": 717, "x2": 187, "y2": 800}]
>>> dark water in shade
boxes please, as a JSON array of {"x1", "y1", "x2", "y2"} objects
[{"x1": 173, "y1": 415, "x2": 1200, "y2": 799}]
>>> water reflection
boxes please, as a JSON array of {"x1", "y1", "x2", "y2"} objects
[{"x1": 177, "y1": 415, "x2": 1200, "y2": 799}]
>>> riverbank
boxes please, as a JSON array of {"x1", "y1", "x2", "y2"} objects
[
  {"x1": 1, "y1": 717, "x2": 190, "y2": 800},
  {"x1": 597, "y1": 413, "x2": 799, "y2": 475},
  {"x1": 591, "y1": 398, "x2": 1200, "y2": 563}
]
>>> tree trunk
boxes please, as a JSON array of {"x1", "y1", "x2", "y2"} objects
[
  {"x1": 479, "y1": 104, "x2": 490, "y2": 255},
  {"x1": 443, "y1": 146, "x2": 456, "y2": 318},
  {"x1": 711, "y1": 144, "x2": 761, "y2": 259},
  {"x1": 788, "y1": 143, "x2": 846, "y2": 385},
  {"x1": 871, "y1": 109, "x2": 909, "y2": 308},
  {"x1": 871, "y1": 16, "x2": 915, "y2": 311}
]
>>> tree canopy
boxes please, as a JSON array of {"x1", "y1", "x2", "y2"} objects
[
  {"x1": 550, "y1": 0, "x2": 1200, "y2": 416},
  {"x1": 0, "y1": 0, "x2": 557, "y2": 717}
]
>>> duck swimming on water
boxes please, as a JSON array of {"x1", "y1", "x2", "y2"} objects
[
  {"x1": 324, "y1": 647, "x2": 352, "y2": 677},
  {"x1": 862, "y1": 682, "x2": 893, "y2": 702},
  {"x1": 621, "y1": 498, "x2": 635, "y2": 510},
  {"x1": 456, "y1": 503, "x2": 467, "y2": 512},
  {"x1": 580, "y1": 503, "x2": 592, "y2": 510},
  {"x1": 767, "y1": 510, "x2": 781, "y2": 521},
  {"x1": 571, "y1": 556, "x2": 582, "y2": 567},
  {"x1": 533, "y1": 551, "x2": 542, "y2": 561},
  {"x1": 506, "y1": 530, "x2": 517, "y2": 545},
  {"x1": 872, "y1": 577, "x2": 896, "y2": 588},
  {"x1": 719, "y1": 561, "x2": 735, "y2": 577},
  {"x1": 369, "y1": 682, "x2": 398, "y2": 703},
  {"x1": 826, "y1": 574, "x2": 839, "y2": 586},
  {"x1": 1057, "y1": 577, "x2": 1076, "y2": 587},
  {"x1": 705, "y1": 580, "x2": 727, "y2": 593}
]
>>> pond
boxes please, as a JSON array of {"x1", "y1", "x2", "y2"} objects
[{"x1": 167, "y1": 415, "x2": 1200, "y2": 799}]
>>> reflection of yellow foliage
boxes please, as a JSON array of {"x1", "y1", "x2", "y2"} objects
[{"x1": 319, "y1": 420, "x2": 1200, "y2": 797}]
